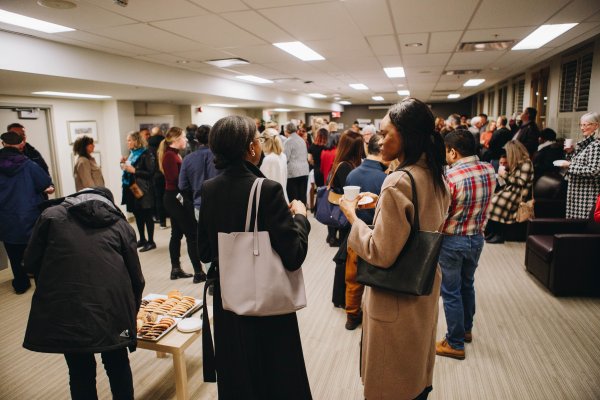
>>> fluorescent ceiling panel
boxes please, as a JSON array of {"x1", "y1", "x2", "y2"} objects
[
  {"x1": 372, "y1": 96, "x2": 385, "y2": 101},
  {"x1": 309, "y1": 93, "x2": 327, "y2": 98},
  {"x1": 236, "y1": 75, "x2": 273, "y2": 84},
  {"x1": 463, "y1": 79, "x2": 485, "y2": 86},
  {"x1": 349, "y1": 83, "x2": 369, "y2": 90},
  {"x1": 0, "y1": 9, "x2": 74, "y2": 33},
  {"x1": 447, "y1": 94, "x2": 461, "y2": 99},
  {"x1": 383, "y1": 67, "x2": 405, "y2": 78},
  {"x1": 32, "y1": 91, "x2": 110, "y2": 99},
  {"x1": 207, "y1": 103, "x2": 238, "y2": 108},
  {"x1": 273, "y1": 108, "x2": 291, "y2": 112},
  {"x1": 512, "y1": 23, "x2": 578, "y2": 50},
  {"x1": 273, "y1": 41, "x2": 325, "y2": 61},
  {"x1": 397, "y1": 90, "x2": 410, "y2": 96},
  {"x1": 339, "y1": 100, "x2": 352, "y2": 105}
]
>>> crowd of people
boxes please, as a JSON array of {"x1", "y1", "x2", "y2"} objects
[{"x1": 0, "y1": 101, "x2": 599, "y2": 400}]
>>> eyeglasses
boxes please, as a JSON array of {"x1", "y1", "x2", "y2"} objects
[
  {"x1": 257, "y1": 136, "x2": 266, "y2": 144},
  {"x1": 580, "y1": 123, "x2": 598, "y2": 128}
]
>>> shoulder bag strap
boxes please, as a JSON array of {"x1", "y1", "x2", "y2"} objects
[
  {"x1": 396, "y1": 169, "x2": 420, "y2": 232},
  {"x1": 253, "y1": 178, "x2": 265, "y2": 256},
  {"x1": 327, "y1": 161, "x2": 347, "y2": 190},
  {"x1": 244, "y1": 178, "x2": 261, "y2": 232}
]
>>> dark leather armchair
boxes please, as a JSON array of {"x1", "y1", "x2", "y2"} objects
[
  {"x1": 525, "y1": 217, "x2": 600, "y2": 296},
  {"x1": 533, "y1": 173, "x2": 566, "y2": 218}
]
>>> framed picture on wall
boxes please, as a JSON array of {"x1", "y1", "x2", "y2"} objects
[{"x1": 68, "y1": 121, "x2": 98, "y2": 144}]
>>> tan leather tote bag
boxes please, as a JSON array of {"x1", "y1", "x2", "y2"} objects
[{"x1": 218, "y1": 178, "x2": 307, "y2": 316}]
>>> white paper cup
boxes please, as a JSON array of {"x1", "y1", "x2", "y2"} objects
[
  {"x1": 343, "y1": 186, "x2": 360, "y2": 201},
  {"x1": 498, "y1": 165, "x2": 506, "y2": 176},
  {"x1": 564, "y1": 138, "x2": 573, "y2": 148}
]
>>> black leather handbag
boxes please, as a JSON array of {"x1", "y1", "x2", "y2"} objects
[{"x1": 356, "y1": 169, "x2": 443, "y2": 296}]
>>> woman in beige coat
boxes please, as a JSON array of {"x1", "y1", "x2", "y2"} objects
[
  {"x1": 340, "y1": 98, "x2": 450, "y2": 400},
  {"x1": 73, "y1": 135, "x2": 105, "y2": 191}
]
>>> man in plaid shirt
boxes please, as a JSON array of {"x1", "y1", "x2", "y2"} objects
[{"x1": 436, "y1": 129, "x2": 496, "y2": 360}]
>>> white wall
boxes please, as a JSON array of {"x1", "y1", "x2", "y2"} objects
[{"x1": 191, "y1": 105, "x2": 250, "y2": 126}]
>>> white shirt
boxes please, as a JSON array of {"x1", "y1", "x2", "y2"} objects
[{"x1": 260, "y1": 152, "x2": 289, "y2": 202}]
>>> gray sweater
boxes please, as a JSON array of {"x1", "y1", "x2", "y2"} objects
[{"x1": 284, "y1": 133, "x2": 309, "y2": 178}]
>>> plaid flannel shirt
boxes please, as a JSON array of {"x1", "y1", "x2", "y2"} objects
[{"x1": 443, "y1": 156, "x2": 497, "y2": 235}]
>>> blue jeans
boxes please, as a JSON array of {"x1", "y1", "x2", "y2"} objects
[{"x1": 439, "y1": 234, "x2": 484, "y2": 350}]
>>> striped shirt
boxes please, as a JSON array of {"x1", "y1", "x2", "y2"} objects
[{"x1": 442, "y1": 156, "x2": 496, "y2": 235}]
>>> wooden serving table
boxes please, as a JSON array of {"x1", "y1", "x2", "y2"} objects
[{"x1": 137, "y1": 306, "x2": 212, "y2": 400}]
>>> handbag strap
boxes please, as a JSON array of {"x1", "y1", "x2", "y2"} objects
[
  {"x1": 244, "y1": 178, "x2": 265, "y2": 256},
  {"x1": 396, "y1": 169, "x2": 421, "y2": 232},
  {"x1": 326, "y1": 161, "x2": 347, "y2": 190}
]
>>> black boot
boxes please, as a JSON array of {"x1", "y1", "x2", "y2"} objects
[
  {"x1": 193, "y1": 271, "x2": 207, "y2": 284},
  {"x1": 170, "y1": 267, "x2": 193, "y2": 280}
]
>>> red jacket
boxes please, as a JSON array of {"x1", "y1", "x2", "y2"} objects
[
  {"x1": 162, "y1": 146, "x2": 182, "y2": 191},
  {"x1": 595, "y1": 194, "x2": 600, "y2": 223},
  {"x1": 320, "y1": 147, "x2": 336, "y2": 184}
]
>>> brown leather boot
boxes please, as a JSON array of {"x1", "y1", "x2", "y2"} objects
[{"x1": 436, "y1": 339, "x2": 465, "y2": 360}]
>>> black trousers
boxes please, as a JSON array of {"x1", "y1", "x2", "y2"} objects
[
  {"x1": 163, "y1": 191, "x2": 202, "y2": 274},
  {"x1": 64, "y1": 348, "x2": 133, "y2": 400},
  {"x1": 132, "y1": 208, "x2": 154, "y2": 243},
  {"x1": 3, "y1": 242, "x2": 29, "y2": 291},
  {"x1": 153, "y1": 175, "x2": 166, "y2": 225},
  {"x1": 286, "y1": 176, "x2": 308, "y2": 204}
]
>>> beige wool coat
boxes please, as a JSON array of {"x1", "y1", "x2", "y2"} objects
[
  {"x1": 74, "y1": 156, "x2": 105, "y2": 191},
  {"x1": 348, "y1": 157, "x2": 450, "y2": 400}
]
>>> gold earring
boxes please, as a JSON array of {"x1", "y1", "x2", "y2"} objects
[{"x1": 251, "y1": 149, "x2": 256, "y2": 157}]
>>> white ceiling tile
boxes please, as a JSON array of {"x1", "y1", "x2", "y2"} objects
[
  {"x1": 435, "y1": 81, "x2": 463, "y2": 91},
  {"x1": 375, "y1": 56, "x2": 405, "y2": 69},
  {"x1": 429, "y1": 31, "x2": 463, "y2": 53},
  {"x1": 327, "y1": 56, "x2": 381, "y2": 71},
  {"x1": 268, "y1": 61, "x2": 324, "y2": 75},
  {"x1": 367, "y1": 36, "x2": 400, "y2": 56},
  {"x1": 188, "y1": 0, "x2": 250, "y2": 13},
  {"x1": 306, "y1": 36, "x2": 372, "y2": 58},
  {"x1": 57, "y1": 31, "x2": 155, "y2": 55},
  {"x1": 244, "y1": 0, "x2": 336, "y2": 8},
  {"x1": 152, "y1": 15, "x2": 266, "y2": 48},
  {"x1": 226, "y1": 45, "x2": 297, "y2": 64},
  {"x1": 221, "y1": 11, "x2": 295, "y2": 43},
  {"x1": 90, "y1": 24, "x2": 201, "y2": 53},
  {"x1": 259, "y1": 2, "x2": 356, "y2": 41},
  {"x1": 228, "y1": 64, "x2": 285, "y2": 79},
  {"x1": 82, "y1": 0, "x2": 208, "y2": 22},
  {"x1": 390, "y1": 0, "x2": 479, "y2": 33},
  {"x1": 398, "y1": 33, "x2": 429, "y2": 55},
  {"x1": 0, "y1": 0, "x2": 136, "y2": 30},
  {"x1": 447, "y1": 51, "x2": 505, "y2": 67},
  {"x1": 170, "y1": 47, "x2": 238, "y2": 62},
  {"x1": 342, "y1": 0, "x2": 394, "y2": 36},
  {"x1": 462, "y1": 27, "x2": 537, "y2": 43},
  {"x1": 587, "y1": 10, "x2": 600, "y2": 22},
  {"x1": 403, "y1": 53, "x2": 451, "y2": 67},
  {"x1": 469, "y1": 0, "x2": 570, "y2": 29}
]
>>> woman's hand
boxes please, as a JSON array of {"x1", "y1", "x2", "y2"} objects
[
  {"x1": 289, "y1": 200, "x2": 307, "y2": 217},
  {"x1": 564, "y1": 146, "x2": 574, "y2": 154},
  {"x1": 339, "y1": 196, "x2": 359, "y2": 225},
  {"x1": 125, "y1": 165, "x2": 135, "y2": 174}
]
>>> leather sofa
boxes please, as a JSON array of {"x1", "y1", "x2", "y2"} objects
[
  {"x1": 525, "y1": 217, "x2": 600, "y2": 296},
  {"x1": 533, "y1": 173, "x2": 567, "y2": 218}
]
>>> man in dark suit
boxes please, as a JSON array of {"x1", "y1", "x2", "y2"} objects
[
  {"x1": 512, "y1": 107, "x2": 540, "y2": 157},
  {"x1": 483, "y1": 116, "x2": 512, "y2": 163}
]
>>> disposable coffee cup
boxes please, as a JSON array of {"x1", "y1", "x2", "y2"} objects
[
  {"x1": 343, "y1": 186, "x2": 360, "y2": 201},
  {"x1": 564, "y1": 138, "x2": 573, "y2": 148},
  {"x1": 498, "y1": 165, "x2": 506, "y2": 176}
]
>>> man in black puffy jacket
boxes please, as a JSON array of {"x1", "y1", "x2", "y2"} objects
[{"x1": 23, "y1": 188, "x2": 145, "y2": 400}]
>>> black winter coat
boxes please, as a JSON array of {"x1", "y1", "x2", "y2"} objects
[
  {"x1": 122, "y1": 149, "x2": 155, "y2": 211},
  {"x1": 533, "y1": 142, "x2": 565, "y2": 180},
  {"x1": 198, "y1": 161, "x2": 312, "y2": 400},
  {"x1": 23, "y1": 192, "x2": 145, "y2": 354}
]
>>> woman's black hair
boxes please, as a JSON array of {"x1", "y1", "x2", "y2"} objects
[
  {"x1": 388, "y1": 98, "x2": 446, "y2": 193},
  {"x1": 444, "y1": 129, "x2": 476, "y2": 157},
  {"x1": 209, "y1": 115, "x2": 257, "y2": 169},
  {"x1": 72, "y1": 135, "x2": 94, "y2": 158},
  {"x1": 196, "y1": 124, "x2": 212, "y2": 145}
]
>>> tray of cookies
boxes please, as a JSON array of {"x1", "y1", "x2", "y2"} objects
[
  {"x1": 139, "y1": 290, "x2": 202, "y2": 319},
  {"x1": 136, "y1": 315, "x2": 179, "y2": 341}
]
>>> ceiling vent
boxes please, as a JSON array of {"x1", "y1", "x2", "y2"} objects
[
  {"x1": 443, "y1": 69, "x2": 481, "y2": 76},
  {"x1": 458, "y1": 40, "x2": 515, "y2": 52}
]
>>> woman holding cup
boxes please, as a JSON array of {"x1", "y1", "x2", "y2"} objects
[{"x1": 562, "y1": 112, "x2": 600, "y2": 218}]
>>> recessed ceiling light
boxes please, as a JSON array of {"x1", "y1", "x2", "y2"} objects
[
  {"x1": 273, "y1": 41, "x2": 325, "y2": 61},
  {"x1": 207, "y1": 103, "x2": 238, "y2": 108},
  {"x1": 447, "y1": 94, "x2": 460, "y2": 99},
  {"x1": 372, "y1": 96, "x2": 384, "y2": 101},
  {"x1": 339, "y1": 100, "x2": 352, "y2": 105},
  {"x1": 0, "y1": 9, "x2": 74, "y2": 33},
  {"x1": 176, "y1": 60, "x2": 190, "y2": 64},
  {"x1": 309, "y1": 93, "x2": 327, "y2": 98},
  {"x1": 405, "y1": 42, "x2": 423, "y2": 47},
  {"x1": 32, "y1": 91, "x2": 110, "y2": 99},
  {"x1": 491, "y1": 66, "x2": 501, "y2": 71},
  {"x1": 349, "y1": 83, "x2": 369, "y2": 90},
  {"x1": 273, "y1": 108, "x2": 291, "y2": 112},
  {"x1": 397, "y1": 90, "x2": 410, "y2": 96},
  {"x1": 236, "y1": 75, "x2": 273, "y2": 84},
  {"x1": 204, "y1": 58, "x2": 249, "y2": 68},
  {"x1": 463, "y1": 79, "x2": 485, "y2": 87},
  {"x1": 512, "y1": 23, "x2": 578, "y2": 50},
  {"x1": 384, "y1": 67, "x2": 405, "y2": 78},
  {"x1": 37, "y1": 0, "x2": 77, "y2": 9}
]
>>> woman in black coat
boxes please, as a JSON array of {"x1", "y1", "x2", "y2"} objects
[
  {"x1": 121, "y1": 131, "x2": 156, "y2": 252},
  {"x1": 198, "y1": 115, "x2": 312, "y2": 400},
  {"x1": 23, "y1": 188, "x2": 145, "y2": 400}
]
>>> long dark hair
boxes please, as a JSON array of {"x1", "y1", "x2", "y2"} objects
[
  {"x1": 209, "y1": 115, "x2": 257, "y2": 169},
  {"x1": 314, "y1": 127, "x2": 328, "y2": 146},
  {"x1": 73, "y1": 135, "x2": 94, "y2": 158},
  {"x1": 388, "y1": 98, "x2": 446, "y2": 193},
  {"x1": 332, "y1": 130, "x2": 364, "y2": 172}
]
